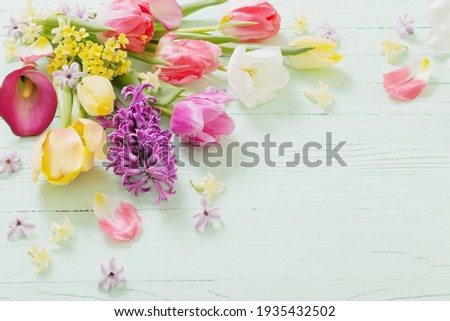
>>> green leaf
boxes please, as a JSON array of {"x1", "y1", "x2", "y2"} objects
[
  {"x1": 182, "y1": 0, "x2": 229, "y2": 17},
  {"x1": 153, "y1": 81, "x2": 186, "y2": 107},
  {"x1": 34, "y1": 15, "x2": 114, "y2": 33}
]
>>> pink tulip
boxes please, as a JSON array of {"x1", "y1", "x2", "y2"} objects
[
  {"x1": 170, "y1": 87, "x2": 236, "y2": 145},
  {"x1": 156, "y1": 33, "x2": 222, "y2": 85},
  {"x1": 96, "y1": 0, "x2": 182, "y2": 52},
  {"x1": 0, "y1": 65, "x2": 57, "y2": 137},
  {"x1": 220, "y1": 2, "x2": 281, "y2": 42},
  {"x1": 383, "y1": 58, "x2": 431, "y2": 101}
]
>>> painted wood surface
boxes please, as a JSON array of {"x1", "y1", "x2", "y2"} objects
[{"x1": 1, "y1": 0, "x2": 450, "y2": 301}]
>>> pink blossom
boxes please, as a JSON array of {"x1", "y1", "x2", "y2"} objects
[
  {"x1": 7, "y1": 216, "x2": 35, "y2": 238},
  {"x1": 0, "y1": 151, "x2": 21, "y2": 174},
  {"x1": 396, "y1": 14, "x2": 415, "y2": 39},
  {"x1": 99, "y1": 258, "x2": 125, "y2": 292},
  {"x1": 193, "y1": 198, "x2": 221, "y2": 231},
  {"x1": 156, "y1": 33, "x2": 222, "y2": 85},
  {"x1": 170, "y1": 87, "x2": 235, "y2": 145},
  {"x1": 220, "y1": 2, "x2": 281, "y2": 42}
]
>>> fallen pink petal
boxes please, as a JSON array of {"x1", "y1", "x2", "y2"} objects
[
  {"x1": 383, "y1": 58, "x2": 431, "y2": 101},
  {"x1": 93, "y1": 193, "x2": 142, "y2": 241}
]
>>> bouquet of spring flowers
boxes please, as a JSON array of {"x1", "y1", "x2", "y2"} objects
[{"x1": 0, "y1": 0, "x2": 343, "y2": 232}]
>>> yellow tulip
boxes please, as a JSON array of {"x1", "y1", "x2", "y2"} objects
[
  {"x1": 77, "y1": 76, "x2": 116, "y2": 116},
  {"x1": 288, "y1": 36, "x2": 343, "y2": 70},
  {"x1": 32, "y1": 118, "x2": 106, "y2": 185}
]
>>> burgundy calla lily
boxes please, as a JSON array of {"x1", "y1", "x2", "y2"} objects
[{"x1": 0, "y1": 65, "x2": 57, "y2": 137}]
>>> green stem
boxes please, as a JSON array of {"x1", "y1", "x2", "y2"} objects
[
  {"x1": 127, "y1": 52, "x2": 171, "y2": 66},
  {"x1": 174, "y1": 33, "x2": 239, "y2": 44},
  {"x1": 159, "y1": 106, "x2": 173, "y2": 118},
  {"x1": 220, "y1": 44, "x2": 315, "y2": 56},
  {"x1": 177, "y1": 21, "x2": 257, "y2": 34},
  {"x1": 176, "y1": 25, "x2": 219, "y2": 33}
]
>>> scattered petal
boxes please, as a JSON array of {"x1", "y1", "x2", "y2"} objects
[
  {"x1": 380, "y1": 36, "x2": 408, "y2": 63},
  {"x1": 99, "y1": 258, "x2": 125, "y2": 292},
  {"x1": 193, "y1": 198, "x2": 221, "y2": 231},
  {"x1": 396, "y1": 13, "x2": 415, "y2": 39},
  {"x1": 49, "y1": 217, "x2": 75, "y2": 243},
  {"x1": 93, "y1": 193, "x2": 142, "y2": 241},
  {"x1": 0, "y1": 151, "x2": 21, "y2": 174},
  {"x1": 7, "y1": 215, "x2": 35, "y2": 239},
  {"x1": 305, "y1": 81, "x2": 334, "y2": 109},
  {"x1": 28, "y1": 245, "x2": 51, "y2": 273},
  {"x1": 383, "y1": 58, "x2": 431, "y2": 101},
  {"x1": 190, "y1": 172, "x2": 225, "y2": 202}
]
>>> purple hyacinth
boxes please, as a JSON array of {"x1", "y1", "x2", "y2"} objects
[{"x1": 106, "y1": 84, "x2": 177, "y2": 204}]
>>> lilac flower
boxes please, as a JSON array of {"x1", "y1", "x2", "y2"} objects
[
  {"x1": 52, "y1": 63, "x2": 85, "y2": 89},
  {"x1": 99, "y1": 258, "x2": 125, "y2": 292},
  {"x1": 56, "y1": 4, "x2": 71, "y2": 16},
  {"x1": 0, "y1": 151, "x2": 21, "y2": 174},
  {"x1": 396, "y1": 14, "x2": 415, "y2": 39},
  {"x1": 7, "y1": 216, "x2": 36, "y2": 238},
  {"x1": 317, "y1": 23, "x2": 339, "y2": 44},
  {"x1": 56, "y1": 4, "x2": 91, "y2": 21},
  {"x1": 3, "y1": 17, "x2": 24, "y2": 39},
  {"x1": 193, "y1": 198, "x2": 221, "y2": 231},
  {"x1": 106, "y1": 84, "x2": 177, "y2": 204},
  {"x1": 71, "y1": 5, "x2": 91, "y2": 20}
]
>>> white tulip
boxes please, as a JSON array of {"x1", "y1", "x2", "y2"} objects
[
  {"x1": 228, "y1": 45, "x2": 290, "y2": 108},
  {"x1": 427, "y1": 0, "x2": 450, "y2": 52}
]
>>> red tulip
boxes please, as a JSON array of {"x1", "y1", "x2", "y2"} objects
[{"x1": 0, "y1": 65, "x2": 57, "y2": 137}]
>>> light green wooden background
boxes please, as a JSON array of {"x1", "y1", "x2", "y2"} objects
[{"x1": 1, "y1": 0, "x2": 450, "y2": 301}]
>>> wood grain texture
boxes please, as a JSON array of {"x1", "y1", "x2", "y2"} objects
[{"x1": 1, "y1": 0, "x2": 450, "y2": 301}]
